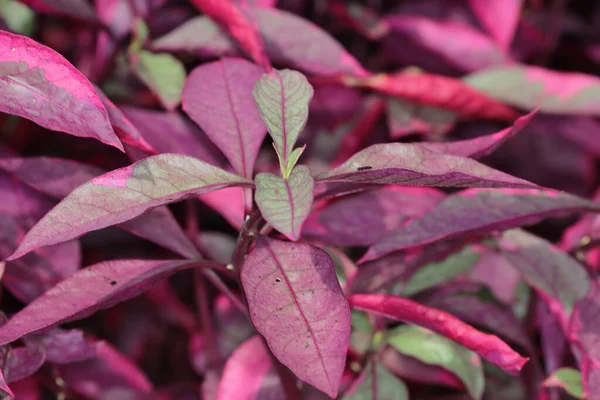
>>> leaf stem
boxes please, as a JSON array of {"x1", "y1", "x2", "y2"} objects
[{"x1": 195, "y1": 272, "x2": 220, "y2": 368}]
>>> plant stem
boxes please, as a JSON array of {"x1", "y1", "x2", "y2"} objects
[{"x1": 195, "y1": 271, "x2": 220, "y2": 368}]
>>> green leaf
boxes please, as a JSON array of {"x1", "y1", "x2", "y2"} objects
[
  {"x1": 346, "y1": 359, "x2": 409, "y2": 400},
  {"x1": 255, "y1": 165, "x2": 314, "y2": 241},
  {"x1": 543, "y1": 368, "x2": 586, "y2": 399},
  {"x1": 387, "y1": 325, "x2": 485, "y2": 400},
  {"x1": 131, "y1": 50, "x2": 186, "y2": 111},
  {"x1": 403, "y1": 246, "x2": 481, "y2": 296},
  {"x1": 0, "y1": 0, "x2": 35, "y2": 36},
  {"x1": 253, "y1": 69, "x2": 314, "y2": 173}
]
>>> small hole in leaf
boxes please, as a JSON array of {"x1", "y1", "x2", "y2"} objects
[
  {"x1": 275, "y1": 278, "x2": 281, "y2": 283},
  {"x1": 110, "y1": 281, "x2": 117, "y2": 286}
]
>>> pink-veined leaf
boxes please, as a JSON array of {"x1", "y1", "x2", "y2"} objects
[
  {"x1": 9, "y1": 154, "x2": 252, "y2": 259},
  {"x1": 386, "y1": 97, "x2": 456, "y2": 139},
  {"x1": 0, "y1": 259, "x2": 207, "y2": 346},
  {"x1": 18, "y1": 0, "x2": 98, "y2": 22},
  {"x1": 153, "y1": 8, "x2": 368, "y2": 77},
  {"x1": 255, "y1": 165, "x2": 314, "y2": 241},
  {"x1": 302, "y1": 186, "x2": 445, "y2": 246},
  {"x1": 386, "y1": 325, "x2": 484, "y2": 400},
  {"x1": 499, "y1": 229, "x2": 590, "y2": 329},
  {"x1": 240, "y1": 237, "x2": 350, "y2": 397},
  {"x1": 253, "y1": 69, "x2": 313, "y2": 170},
  {"x1": 315, "y1": 143, "x2": 537, "y2": 192},
  {"x1": 468, "y1": 0, "x2": 523, "y2": 51},
  {"x1": 466, "y1": 65, "x2": 600, "y2": 116},
  {"x1": 419, "y1": 110, "x2": 537, "y2": 159},
  {"x1": 0, "y1": 31, "x2": 123, "y2": 151},
  {"x1": 216, "y1": 335, "x2": 281, "y2": 400},
  {"x1": 348, "y1": 294, "x2": 528, "y2": 375},
  {"x1": 38, "y1": 328, "x2": 98, "y2": 364},
  {"x1": 339, "y1": 71, "x2": 519, "y2": 121},
  {"x1": 568, "y1": 279, "x2": 600, "y2": 399},
  {"x1": 385, "y1": 15, "x2": 510, "y2": 72},
  {"x1": 189, "y1": 0, "x2": 271, "y2": 70},
  {"x1": 362, "y1": 188, "x2": 600, "y2": 262},
  {"x1": 345, "y1": 357, "x2": 409, "y2": 400},
  {"x1": 182, "y1": 58, "x2": 267, "y2": 178}
]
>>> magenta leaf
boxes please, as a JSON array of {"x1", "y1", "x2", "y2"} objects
[
  {"x1": 568, "y1": 279, "x2": 600, "y2": 399},
  {"x1": 0, "y1": 259, "x2": 201, "y2": 346},
  {"x1": 345, "y1": 357, "x2": 409, "y2": 400},
  {"x1": 0, "y1": 371, "x2": 12, "y2": 398},
  {"x1": 468, "y1": 0, "x2": 523, "y2": 51},
  {"x1": 9, "y1": 154, "x2": 252, "y2": 259},
  {"x1": 198, "y1": 187, "x2": 246, "y2": 230},
  {"x1": 255, "y1": 165, "x2": 314, "y2": 241},
  {"x1": 386, "y1": 325, "x2": 484, "y2": 400},
  {"x1": 5, "y1": 342, "x2": 46, "y2": 383},
  {"x1": 0, "y1": 31, "x2": 123, "y2": 151},
  {"x1": 241, "y1": 237, "x2": 350, "y2": 397},
  {"x1": 18, "y1": 0, "x2": 97, "y2": 22},
  {"x1": 363, "y1": 188, "x2": 600, "y2": 262},
  {"x1": 216, "y1": 335, "x2": 279, "y2": 400},
  {"x1": 466, "y1": 66, "x2": 600, "y2": 116},
  {"x1": 38, "y1": 328, "x2": 98, "y2": 364},
  {"x1": 182, "y1": 58, "x2": 267, "y2": 178},
  {"x1": 303, "y1": 187, "x2": 445, "y2": 246},
  {"x1": 253, "y1": 69, "x2": 313, "y2": 173},
  {"x1": 348, "y1": 294, "x2": 529, "y2": 374},
  {"x1": 499, "y1": 229, "x2": 590, "y2": 328}
]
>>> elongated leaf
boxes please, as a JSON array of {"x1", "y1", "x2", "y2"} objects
[
  {"x1": 316, "y1": 143, "x2": 537, "y2": 191},
  {"x1": 346, "y1": 358, "x2": 409, "y2": 400},
  {"x1": 183, "y1": 58, "x2": 266, "y2": 178},
  {"x1": 253, "y1": 69, "x2": 313, "y2": 169},
  {"x1": 387, "y1": 325, "x2": 484, "y2": 400},
  {"x1": 468, "y1": 0, "x2": 523, "y2": 50},
  {"x1": 18, "y1": 0, "x2": 97, "y2": 22},
  {"x1": 363, "y1": 188, "x2": 600, "y2": 262},
  {"x1": 189, "y1": 0, "x2": 270, "y2": 69},
  {"x1": 348, "y1": 294, "x2": 528, "y2": 374},
  {"x1": 255, "y1": 166, "x2": 314, "y2": 241},
  {"x1": 543, "y1": 368, "x2": 586, "y2": 399},
  {"x1": 466, "y1": 65, "x2": 600, "y2": 116},
  {"x1": 9, "y1": 154, "x2": 252, "y2": 259},
  {"x1": 0, "y1": 370, "x2": 12, "y2": 398},
  {"x1": 420, "y1": 110, "x2": 537, "y2": 159},
  {"x1": 386, "y1": 97, "x2": 455, "y2": 139},
  {"x1": 0, "y1": 259, "x2": 202, "y2": 346},
  {"x1": 0, "y1": 31, "x2": 122, "y2": 151},
  {"x1": 217, "y1": 336, "x2": 279, "y2": 400},
  {"x1": 241, "y1": 237, "x2": 350, "y2": 397},
  {"x1": 499, "y1": 229, "x2": 590, "y2": 328},
  {"x1": 303, "y1": 187, "x2": 445, "y2": 246}
]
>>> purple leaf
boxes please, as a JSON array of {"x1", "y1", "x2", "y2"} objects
[
  {"x1": 9, "y1": 154, "x2": 251, "y2": 259},
  {"x1": 466, "y1": 66, "x2": 600, "y2": 116},
  {"x1": 302, "y1": 186, "x2": 445, "y2": 246},
  {"x1": 130, "y1": 51, "x2": 186, "y2": 111},
  {"x1": 386, "y1": 325, "x2": 484, "y2": 400},
  {"x1": 0, "y1": 31, "x2": 123, "y2": 151},
  {"x1": 345, "y1": 357, "x2": 409, "y2": 399},
  {"x1": 386, "y1": 15, "x2": 510, "y2": 72},
  {"x1": 363, "y1": 188, "x2": 600, "y2": 262},
  {"x1": 253, "y1": 69, "x2": 313, "y2": 171},
  {"x1": 255, "y1": 166, "x2": 314, "y2": 241},
  {"x1": 0, "y1": 259, "x2": 199, "y2": 346},
  {"x1": 386, "y1": 98, "x2": 456, "y2": 139},
  {"x1": 216, "y1": 336, "x2": 277, "y2": 400},
  {"x1": 241, "y1": 237, "x2": 350, "y2": 397},
  {"x1": 568, "y1": 279, "x2": 600, "y2": 399},
  {"x1": 198, "y1": 187, "x2": 246, "y2": 230},
  {"x1": 18, "y1": 0, "x2": 98, "y2": 22},
  {"x1": 315, "y1": 143, "x2": 537, "y2": 191},
  {"x1": 38, "y1": 328, "x2": 98, "y2": 364},
  {"x1": 468, "y1": 0, "x2": 523, "y2": 51},
  {"x1": 348, "y1": 294, "x2": 529, "y2": 375},
  {"x1": 5, "y1": 342, "x2": 46, "y2": 383},
  {"x1": 0, "y1": 372, "x2": 12, "y2": 398},
  {"x1": 499, "y1": 229, "x2": 590, "y2": 328},
  {"x1": 419, "y1": 110, "x2": 537, "y2": 159},
  {"x1": 182, "y1": 58, "x2": 267, "y2": 178}
]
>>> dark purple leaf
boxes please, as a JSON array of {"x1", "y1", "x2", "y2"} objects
[
  {"x1": 0, "y1": 31, "x2": 123, "y2": 151},
  {"x1": 241, "y1": 237, "x2": 350, "y2": 397}
]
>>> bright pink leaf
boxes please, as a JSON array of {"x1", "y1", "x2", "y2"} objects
[
  {"x1": 348, "y1": 294, "x2": 528, "y2": 375},
  {"x1": 468, "y1": 0, "x2": 523, "y2": 51},
  {"x1": 189, "y1": 0, "x2": 271, "y2": 69},
  {"x1": 363, "y1": 188, "x2": 600, "y2": 262},
  {"x1": 241, "y1": 237, "x2": 350, "y2": 397},
  {"x1": 0, "y1": 259, "x2": 200, "y2": 346},
  {"x1": 198, "y1": 187, "x2": 246, "y2": 230},
  {"x1": 9, "y1": 154, "x2": 251, "y2": 259},
  {"x1": 0, "y1": 31, "x2": 123, "y2": 151},
  {"x1": 183, "y1": 58, "x2": 266, "y2": 178},
  {"x1": 255, "y1": 166, "x2": 314, "y2": 241},
  {"x1": 466, "y1": 65, "x2": 600, "y2": 116},
  {"x1": 216, "y1": 336, "x2": 276, "y2": 400},
  {"x1": 303, "y1": 186, "x2": 445, "y2": 246},
  {"x1": 18, "y1": 0, "x2": 98, "y2": 22}
]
